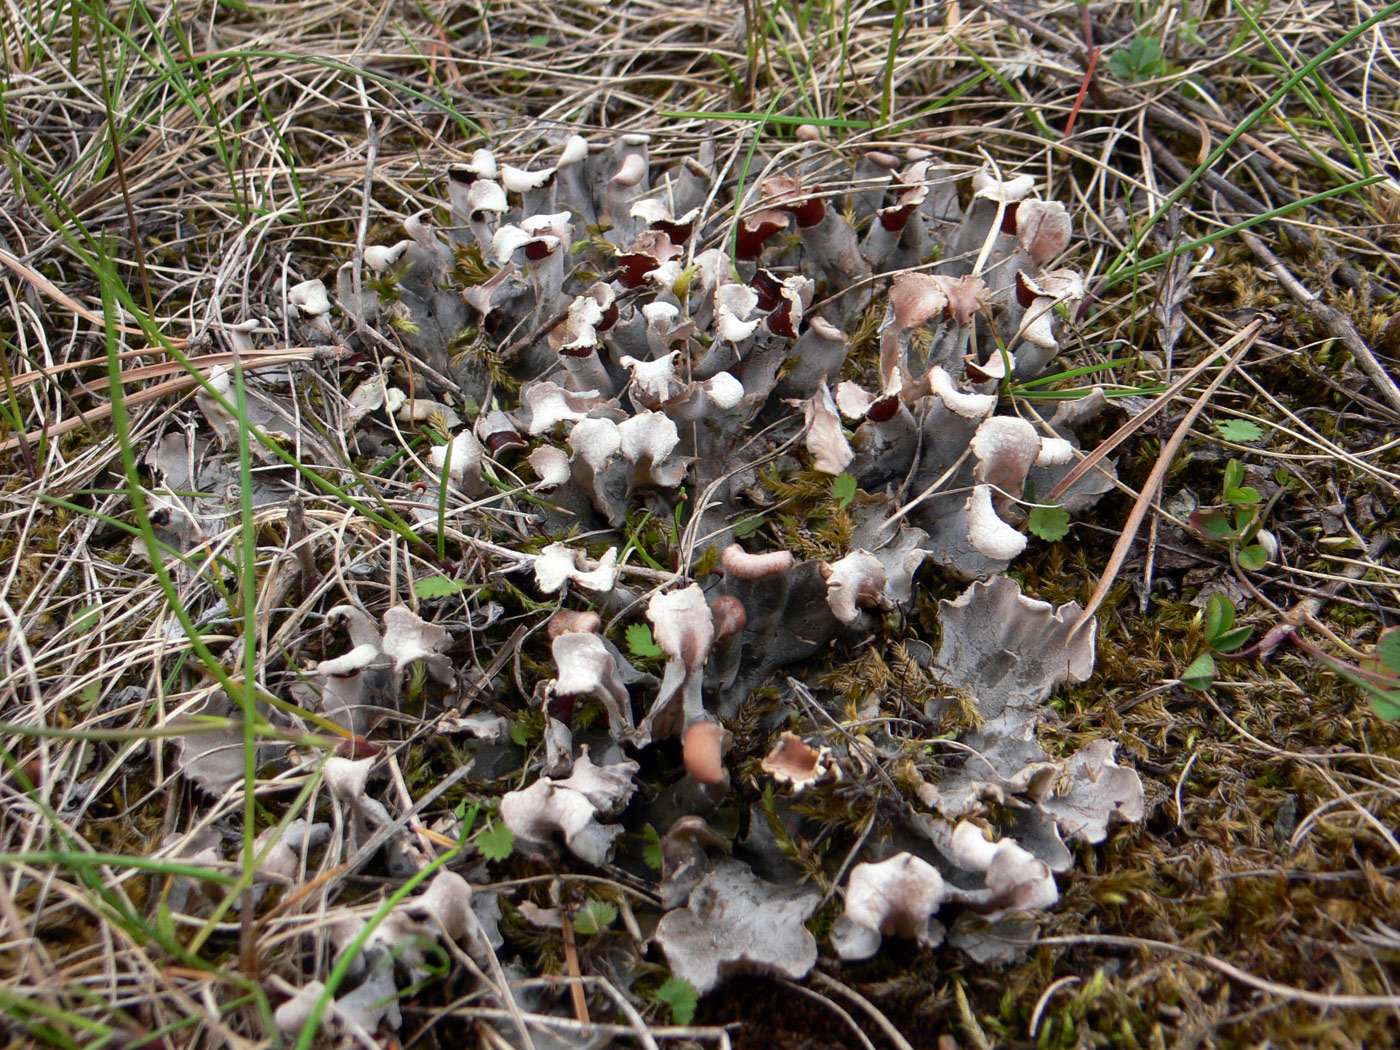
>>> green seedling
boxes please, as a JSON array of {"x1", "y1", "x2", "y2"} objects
[
  {"x1": 475, "y1": 818, "x2": 515, "y2": 862},
  {"x1": 1109, "y1": 34, "x2": 1178, "y2": 83},
  {"x1": 1188, "y1": 460, "x2": 1284, "y2": 571},
  {"x1": 621, "y1": 510, "x2": 670, "y2": 572},
  {"x1": 1181, "y1": 593, "x2": 1254, "y2": 690},
  {"x1": 831, "y1": 471, "x2": 857, "y2": 510},
  {"x1": 732, "y1": 513, "x2": 765, "y2": 539},
  {"x1": 454, "y1": 801, "x2": 482, "y2": 842},
  {"x1": 1022, "y1": 478, "x2": 1070, "y2": 542},
  {"x1": 572, "y1": 898, "x2": 617, "y2": 937},
  {"x1": 1028, "y1": 503, "x2": 1071, "y2": 542},
  {"x1": 415, "y1": 575, "x2": 472, "y2": 599}
]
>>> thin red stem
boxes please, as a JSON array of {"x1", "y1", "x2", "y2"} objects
[{"x1": 1064, "y1": 46, "x2": 1100, "y2": 140}]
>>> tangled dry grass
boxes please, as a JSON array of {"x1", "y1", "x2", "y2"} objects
[{"x1": 2, "y1": 1, "x2": 1399, "y2": 1047}]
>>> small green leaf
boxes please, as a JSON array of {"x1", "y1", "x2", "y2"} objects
[
  {"x1": 509, "y1": 720, "x2": 532, "y2": 747},
  {"x1": 627, "y1": 623, "x2": 664, "y2": 659},
  {"x1": 1215, "y1": 420, "x2": 1264, "y2": 442},
  {"x1": 71, "y1": 603, "x2": 101, "y2": 633},
  {"x1": 831, "y1": 471, "x2": 857, "y2": 509},
  {"x1": 1189, "y1": 508, "x2": 1235, "y2": 541},
  {"x1": 1203, "y1": 594, "x2": 1233, "y2": 642},
  {"x1": 414, "y1": 575, "x2": 471, "y2": 599},
  {"x1": 1237, "y1": 544, "x2": 1268, "y2": 571},
  {"x1": 656, "y1": 977, "x2": 699, "y2": 1025},
  {"x1": 1376, "y1": 628, "x2": 1400, "y2": 675},
  {"x1": 527, "y1": 32, "x2": 549, "y2": 47},
  {"x1": 732, "y1": 514, "x2": 764, "y2": 539},
  {"x1": 1212, "y1": 626, "x2": 1254, "y2": 654},
  {"x1": 1223, "y1": 460, "x2": 1244, "y2": 492},
  {"x1": 1224, "y1": 486, "x2": 1261, "y2": 506},
  {"x1": 1370, "y1": 690, "x2": 1400, "y2": 721},
  {"x1": 78, "y1": 679, "x2": 102, "y2": 711},
  {"x1": 642, "y1": 824, "x2": 663, "y2": 870},
  {"x1": 573, "y1": 899, "x2": 617, "y2": 936},
  {"x1": 1027, "y1": 504, "x2": 1071, "y2": 542},
  {"x1": 476, "y1": 819, "x2": 515, "y2": 861},
  {"x1": 1108, "y1": 34, "x2": 1166, "y2": 82},
  {"x1": 1181, "y1": 652, "x2": 1215, "y2": 690}
]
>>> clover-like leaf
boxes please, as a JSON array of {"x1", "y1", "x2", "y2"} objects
[
  {"x1": 1109, "y1": 34, "x2": 1167, "y2": 82},
  {"x1": 414, "y1": 575, "x2": 471, "y2": 599},
  {"x1": 642, "y1": 824, "x2": 664, "y2": 871},
  {"x1": 1182, "y1": 652, "x2": 1215, "y2": 690},
  {"x1": 573, "y1": 898, "x2": 617, "y2": 936},
  {"x1": 476, "y1": 819, "x2": 515, "y2": 861},
  {"x1": 655, "y1": 977, "x2": 699, "y2": 1026},
  {"x1": 1237, "y1": 544, "x2": 1268, "y2": 571},
  {"x1": 831, "y1": 471, "x2": 857, "y2": 509},
  {"x1": 1216, "y1": 419, "x2": 1263, "y2": 442},
  {"x1": 626, "y1": 622, "x2": 664, "y2": 659},
  {"x1": 1203, "y1": 593, "x2": 1234, "y2": 642},
  {"x1": 1028, "y1": 503, "x2": 1070, "y2": 542}
]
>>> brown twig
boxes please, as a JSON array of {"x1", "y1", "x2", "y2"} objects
[
  {"x1": 1046, "y1": 319, "x2": 1265, "y2": 505},
  {"x1": 806, "y1": 971, "x2": 918, "y2": 1050},
  {"x1": 8, "y1": 347, "x2": 331, "y2": 394},
  {"x1": 1071, "y1": 320, "x2": 1263, "y2": 635},
  {"x1": 0, "y1": 350, "x2": 321, "y2": 454},
  {"x1": 559, "y1": 913, "x2": 591, "y2": 1025},
  {"x1": 0, "y1": 247, "x2": 188, "y2": 346}
]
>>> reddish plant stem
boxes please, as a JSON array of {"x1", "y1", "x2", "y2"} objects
[{"x1": 1063, "y1": 46, "x2": 1100, "y2": 140}]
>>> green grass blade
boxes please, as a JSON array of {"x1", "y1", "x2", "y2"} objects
[
  {"x1": 1101, "y1": 0, "x2": 1400, "y2": 288},
  {"x1": 1102, "y1": 174, "x2": 1386, "y2": 289},
  {"x1": 293, "y1": 844, "x2": 464, "y2": 1050},
  {"x1": 879, "y1": 0, "x2": 909, "y2": 127},
  {"x1": 229, "y1": 354, "x2": 260, "y2": 889}
]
